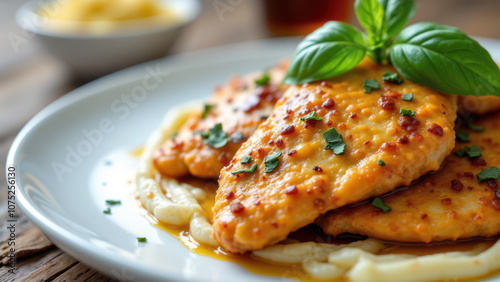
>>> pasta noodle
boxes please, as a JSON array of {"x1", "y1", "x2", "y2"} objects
[{"x1": 137, "y1": 103, "x2": 500, "y2": 281}]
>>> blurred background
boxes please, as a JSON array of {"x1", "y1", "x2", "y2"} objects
[{"x1": 0, "y1": 0, "x2": 499, "y2": 280}]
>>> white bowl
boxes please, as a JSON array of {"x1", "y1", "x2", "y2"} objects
[{"x1": 16, "y1": 0, "x2": 200, "y2": 80}]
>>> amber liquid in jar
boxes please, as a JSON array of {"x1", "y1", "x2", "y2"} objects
[{"x1": 264, "y1": 0, "x2": 353, "y2": 36}]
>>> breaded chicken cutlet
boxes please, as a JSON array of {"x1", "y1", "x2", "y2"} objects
[
  {"x1": 213, "y1": 59, "x2": 458, "y2": 253},
  {"x1": 318, "y1": 112, "x2": 500, "y2": 243}
]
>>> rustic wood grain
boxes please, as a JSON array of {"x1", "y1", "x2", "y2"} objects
[
  {"x1": 0, "y1": 0, "x2": 499, "y2": 281},
  {"x1": 0, "y1": 227, "x2": 53, "y2": 265}
]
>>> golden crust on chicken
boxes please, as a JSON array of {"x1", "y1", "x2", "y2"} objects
[
  {"x1": 153, "y1": 60, "x2": 288, "y2": 179},
  {"x1": 319, "y1": 112, "x2": 500, "y2": 243},
  {"x1": 212, "y1": 59, "x2": 458, "y2": 253}
]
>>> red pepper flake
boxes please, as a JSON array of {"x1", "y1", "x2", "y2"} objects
[
  {"x1": 326, "y1": 120, "x2": 333, "y2": 126},
  {"x1": 441, "y1": 198, "x2": 452, "y2": 205},
  {"x1": 487, "y1": 180, "x2": 499, "y2": 189},
  {"x1": 271, "y1": 222, "x2": 279, "y2": 228},
  {"x1": 254, "y1": 198, "x2": 261, "y2": 205},
  {"x1": 349, "y1": 113, "x2": 357, "y2": 119},
  {"x1": 398, "y1": 135, "x2": 409, "y2": 145},
  {"x1": 226, "y1": 191, "x2": 234, "y2": 199},
  {"x1": 304, "y1": 119, "x2": 316, "y2": 128},
  {"x1": 399, "y1": 116, "x2": 421, "y2": 132},
  {"x1": 322, "y1": 98, "x2": 335, "y2": 109},
  {"x1": 313, "y1": 166, "x2": 323, "y2": 172},
  {"x1": 321, "y1": 81, "x2": 333, "y2": 88},
  {"x1": 283, "y1": 115, "x2": 290, "y2": 120},
  {"x1": 268, "y1": 140, "x2": 275, "y2": 146},
  {"x1": 288, "y1": 149, "x2": 297, "y2": 156},
  {"x1": 285, "y1": 185, "x2": 298, "y2": 195},
  {"x1": 257, "y1": 148, "x2": 266, "y2": 157},
  {"x1": 463, "y1": 172, "x2": 474, "y2": 179},
  {"x1": 378, "y1": 96, "x2": 396, "y2": 111},
  {"x1": 363, "y1": 140, "x2": 371, "y2": 146},
  {"x1": 427, "y1": 123, "x2": 444, "y2": 136},
  {"x1": 275, "y1": 138, "x2": 284, "y2": 147},
  {"x1": 281, "y1": 125, "x2": 295, "y2": 135},
  {"x1": 286, "y1": 108, "x2": 293, "y2": 114},
  {"x1": 467, "y1": 186, "x2": 474, "y2": 191},
  {"x1": 451, "y1": 179, "x2": 464, "y2": 192},
  {"x1": 380, "y1": 142, "x2": 397, "y2": 151},
  {"x1": 420, "y1": 213, "x2": 428, "y2": 220},
  {"x1": 471, "y1": 158, "x2": 487, "y2": 166},
  {"x1": 230, "y1": 200, "x2": 245, "y2": 214}
]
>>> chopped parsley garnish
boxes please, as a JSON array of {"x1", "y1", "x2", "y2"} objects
[
  {"x1": 455, "y1": 130, "x2": 470, "y2": 142},
  {"x1": 103, "y1": 208, "x2": 111, "y2": 214},
  {"x1": 300, "y1": 111, "x2": 323, "y2": 121},
  {"x1": 377, "y1": 159, "x2": 386, "y2": 166},
  {"x1": 363, "y1": 79, "x2": 380, "y2": 93},
  {"x1": 255, "y1": 72, "x2": 271, "y2": 86},
  {"x1": 137, "y1": 237, "x2": 147, "y2": 243},
  {"x1": 231, "y1": 132, "x2": 246, "y2": 143},
  {"x1": 454, "y1": 145, "x2": 482, "y2": 158},
  {"x1": 372, "y1": 197, "x2": 391, "y2": 213},
  {"x1": 464, "y1": 145, "x2": 482, "y2": 158},
  {"x1": 241, "y1": 156, "x2": 253, "y2": 164},
  {"x1": 264, "y1": 152, "x2": 282, "y2": 173},
  {"x1": 454, "y1": 149, "x2": 466, "y2": 157},
  {"x1": 477, "y1": 167, "x2": 500, "y2": 183},
  {"x1": 466, "y1": 118, "x2": 485, "y2": 132},
  {"x1": 402, "y1": 93, "x2": 413, "y2": 101},
  {"x1": 201, "y1": 104, "x2": 215, "y2": 119},
  {"x1": 106, "y1": 200, "x2": 121, "y2": 205},
  {"x1": 231, "y1": 163, "x2": 258, "y2": 175},
  {"x1": 382, "y1": 72, "x2": 404, "y2": 84},
  {"x1": 399, "y1": 108, "x2": 415, "y2": 117},
  {"x1": 323, "y1": 127, "x2": 346, "y2": 155},
  {"x1": 260, "y1": 115, "x2": 269, "y2": 120},
  {"x1": 198, "y1": 123, "x2": 228, "y2": 148}
]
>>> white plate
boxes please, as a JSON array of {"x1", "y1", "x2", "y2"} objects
[{"x1": 7, "y1": 37, "x2": 500, "y2": 282}]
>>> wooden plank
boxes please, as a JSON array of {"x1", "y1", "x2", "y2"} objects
[
  {"x1": 53, "y1": 262, "x2": 116, "y2": 282},
  {"x1": 16, "y1": 251, "x2": 78, "y2": 282},
  {"x1": 0, "y1": 226, "x2": 53, "y2": 265}
]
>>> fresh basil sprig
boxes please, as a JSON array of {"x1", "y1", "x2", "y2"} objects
[{"x1": 283, "y1": 0, "x2": 500, "y2": 97}]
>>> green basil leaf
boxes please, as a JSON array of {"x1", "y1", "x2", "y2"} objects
[
  {"x1": 402, "y1": 93, "x2": 413, "y2": 101},
  {"x1": 231, "y1": 132, "x2": 246, "y2": 143},
  {"x1": 255, "y1": 73, "x2": 271, "y2": 86},
  {"x1": 137, "y1": 237, "x2": 147, "y2": 242},
  {"x1": 355, "y1": 0, "x2": 385, "y2": 44},
  {"x1": 390, "y1": 22, "x2": 500, "y2": 96},
  {"x1": 105, "y1": 200, "x2": 121, "y2": 205},
  {"x1": 477, "y1": 167, "x2": 500, "y2": 183},
  {"x1": 399, "y1": 108, "x2": 415, "y2": 117},
  {"x1": 283, "y1": 21, "x2": 367, "y2": 84},
  {"x1": 204, "y1": 123, "x2": 228, "y2": 148},
  {"x1": 323, "y1": 127, "x2": 346, "y2": 155},
  {"x1": 201, "y1": 104, "x2": 215, "y2": 119},
  {"x1": 377, "y1": 159, "x2": 386, "y2": 166},
  {"x1": 382, "y1": 71, "x2": 404, "y2": 84},
  {"x1": 241, "y1": 156, "x2": 253, "y2": 164},
  {"x1": 300, "y1": 111, "x2": 323, "y2": 121},
  {"x1": 372, "y1": 197, "x2": 391, "y2": 212},
  {"x1": 363, "y1": 79, "x2": 380, "y2": 93},
  {"x1": 264, "y1": 152, "x2": 282, "y2": 173},
  {"x1": 464, "y1": 145, "x2": 482, "y2": 158},
  {"x1": 455, "y1": 130, "x2": 470, "y2": 142},
  {"x1": 231, "y1": 163, "x2": 258, "y2": 175},
  {"x1": 378, "y1": 0, "x2": 416, "y2": 37}
]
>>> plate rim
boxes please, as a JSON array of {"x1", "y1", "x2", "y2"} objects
[{"x1": 6, "y1": 36, "x2": 500, "y2": 281}]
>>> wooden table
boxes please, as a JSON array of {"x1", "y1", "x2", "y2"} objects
[{"x1": 1, "y1": 0, "x2": 499, "y2": 281}]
